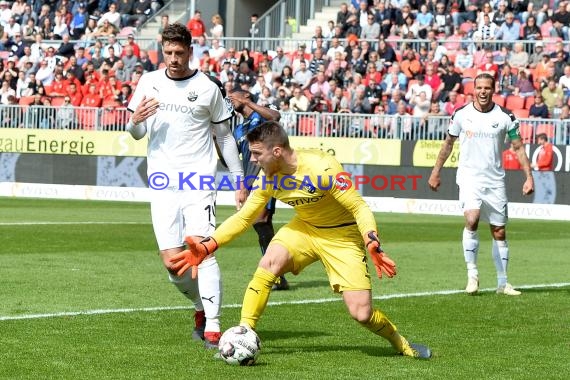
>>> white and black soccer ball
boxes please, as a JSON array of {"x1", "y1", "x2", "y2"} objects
[{"x1": 218, "y1": 325, "x2": 261, "y2": 366}]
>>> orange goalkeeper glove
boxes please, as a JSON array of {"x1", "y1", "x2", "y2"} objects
[
  {"x1": 169, "y1": 236, "x2": 218, "y2": 278},
  {"x1": 365, "y1": 231, "x2": 396, "y2": 278}
]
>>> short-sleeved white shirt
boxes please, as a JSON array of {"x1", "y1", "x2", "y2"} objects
[
  {"x1": 128, "y1": 69, "x2": 233, "y2": 182},
  {"x1": 449, "y1": 102, "x2": 519, "y2": 188}
]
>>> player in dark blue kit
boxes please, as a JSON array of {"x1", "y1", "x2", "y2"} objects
[{"x1": 228, "y1": 89, "x2": 289, "y2": 290}]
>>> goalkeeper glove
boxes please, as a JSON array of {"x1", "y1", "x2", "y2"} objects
[
  {"x1": 169, "y1": 236, "x2": 218, "y2": 278},
  {"x1": 365, "y1": 231, "x2": 396, "y2": 278}
]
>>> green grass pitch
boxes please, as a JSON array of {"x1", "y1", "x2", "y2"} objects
[{"x1": 1, "y1": 197, "x2": 569, "y2": 379}]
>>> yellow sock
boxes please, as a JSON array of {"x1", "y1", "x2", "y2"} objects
[
  {"x1": 240, "y1": 267, "x2": 277, "y2": 330},
  {"x1": 361, "y1": 309, "x2": 405, "y2": 352}
]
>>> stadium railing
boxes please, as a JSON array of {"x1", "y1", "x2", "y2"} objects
[{"x1": 1, "y1": 105, "x2": 568, "y2": 144}]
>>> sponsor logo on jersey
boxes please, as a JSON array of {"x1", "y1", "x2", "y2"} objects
[
  {"x1": 187, "y1": 91, "x2": 198, "y2": 102},
  {"x1": 491, "y1": 122, "x2": 499, "y2": 128}
]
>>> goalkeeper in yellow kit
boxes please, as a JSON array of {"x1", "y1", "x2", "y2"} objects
[{"x1": 170, "y1": 121, "x2": 431, "y2": 359}]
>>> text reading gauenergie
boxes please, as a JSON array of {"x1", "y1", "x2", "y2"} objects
[{"x1": 25, "y1": 134, "x2": 95, "y2": 155}]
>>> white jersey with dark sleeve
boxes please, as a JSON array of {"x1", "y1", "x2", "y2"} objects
[
  {"x1": 127, "y1": 69, "x2": 233, "y2": 180},
  {"x1": 448, "y1": 102, "x2": 520, "y2": 188}
]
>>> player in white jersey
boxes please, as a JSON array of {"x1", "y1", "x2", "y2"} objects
[
  {"x1": 428, "y1": 73, "x2": 534, "y2": 296},
  {"x1": 126, "y1": 23, "x2": 245, "y2": 349}
]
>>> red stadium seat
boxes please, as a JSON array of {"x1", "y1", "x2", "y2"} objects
[
  {"x1": 518, "y1": 123, "x2": 534, "y2": 144},
  {"x1": 492, "y1": 94, "x2": 506, "y2": 107},
  {"x1": 512, "y1": 108, "x2": 529, "y2": 119},
  {"x1": 19, "y1": 96, "x2": 35, "y2": 105},
  {"x1": 524, "y1": 96, "x2": 535, "y2": 109},
  {"x1": 298, "y1": 116, "x2": 316, "y2": 136},
  {"x1": 536, "y1": 123, "x2": 555, "y2": 139},
  {"x1": 505, "y1": 95, "x2": 525, "y2": 110},
  {"x1": 147, "y1": 50, "x2": 158, "y2": 65},
  {"x1": 462, "y1": 81, "x2": 474, "y2": 95}
]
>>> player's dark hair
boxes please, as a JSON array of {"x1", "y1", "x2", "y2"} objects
[
  {"x1": 536, "y1": 133, "x2": 548, "y2": 141},
  {"x1": 474, "y1": 73, "x2": 495, "y2": 89},
  {"x1": 230, "y1": 88, "x2": 251, "y2": 98},
  {"x1": 247, "y1": 121, "x2": 290, "y2": 149},
  {"x1": 161, "y1": 23, "x2": 192, "y2": 47}
]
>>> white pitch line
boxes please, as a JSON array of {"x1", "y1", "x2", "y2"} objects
[
  {"x1": 0, "y1": 221, "x2": 150, "y2": 225},
  {"x1": 1, "y1": 282, "x2": 568, "y2": 322}
]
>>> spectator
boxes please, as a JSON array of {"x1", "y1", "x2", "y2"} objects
[
  {"x1": 443, "y1": 91, "x2": 465, "y2": 116},
  {"x1": 424, "y1": 100, "x2": 445, "y2": 139},
  {"x1": 21, "y1": 18, "x2": 39, "y2": 43},
  {"x1": 529, "y1": 94, "x2": 549, "y2": 118},
  {"x1": 271, "y1": 46, "x2": 290, "y2": 78},
  {"x1": 103, "y1": 34, "x2": 122, "y2": 58},
  {"x1": 344, "y1": 14, "x2": 361, "y2": 38},
  {"x1": 406, "y1": 74, "x2": 432, "y2": 102},
  {"x1": 279, "y1": 99, "x2": 296, "y2": 134},
  {"x1": 336, "y1": 2, "x2": 350, "y2": 30},
  {"x1": 401, "y1": 15, "x2": 419, "y2": 38},
  {"x1": 326, "y1": 37, "x2": 345, "y2": 61},
  {"x1": 138, "y1": 49, "x2": 155, "y2": 73},
  {"x1": 416, "y1": 4, "x2": 434, "y2": 39},
  {"x1": 513, "y1": 70, "x2": 535, "y2": 98},
  {"x1": 559, "y1": 65, "x2": 570, "y2": 102},
  {"x1": 492, "y1": 1, "x2": 508, "y2": 26},
  {"x1": 81, "y1": 83, "x2": 102, "y2": 107},
  {"x1": 94, "y1": 19, "x2": 117, "y2": 37},
  {"x1": 117, "y1": 0, "x2": 135, "y2": 28},
  {"x1": 55, "y1": 34, "x2": 75, "y2": 60},
  {"x1": 478, "y1": 50, "x2": 499, "y2": 79},
  {"x1": 121, "y1": 45, "x2": 138, "y2": 76},
  {"x1": 550, "y1": 2, "x2": 570, "y2": 41},
  {"x1": 97, "y1": 3, "x2": 121, "y2": 31},
  {"x1": 289, "y1": 86, "x2": 309, "y2": 112},
  {"x1": 361, "y1": 12, "x2": 380, "y2": 39},
  {"x1": 127, "y1": 0, "x2": 151, "y2": 28},
  {"x1": 56, "y1": 96, "x2": 75, "y2": 129},
  {"x1": 497, "y1": 64, "x2": 517, "y2": 97},
  {"x1": 522, "y1": 15, "x2": 540, "y2": 41},
  {"x1": 19, "y1": 3, "x2": 37, "y2": 28},
  {"x1": 309, "y1": 90, "x2": 331, "y2": 113},
  {"x1": 294, "y1": 60, "x2": 313, "y2": 88},
  {"x1": 187, "y1": 10, "x2": 206, "y2": 38},
  {"x1": 541, "y1": 79, "x2": 564, "y2": 114},
  {"x1": 233, "y1": 47, "x2": 252, "y2": 71},
  {"x1": 209, "y1": 39, "x2": 225, "y2": 63},
  {"x1": 400, "y1": 49, "x2": 421, "y2": 79},
  {"x1": 533, "y1": 133, "x2": 554, "y2": 171},
  {"x1": 433, "y1": 2, "x2": 453, "y2": 36},
  {"x1": 528, "y1": 41, "x2": 545, "y2": 69},
  {"x1": 454, "y1": 46, "x2": 474, "y2": 72},
  {"x1": 509, "y1": 42, "x2": 529, "y2": 71},
  {"x1": 306, "y1": 71, "x2": 327, "y2": 95},
  {"x1": 410, "y1": 90, "x2": 431, "y2": 118},
  {"x1": 276, "y1": 65, "x2": 294, "y2": 89},
  {"x1": 66, "y1": 82, "x2": 83, "y2": 106},
  {"x1": 249, "y1": 13, "x2": 259, "y2": 39},
  {"x1": 494, "y1": 12, "x2": 520, "y2": 42},
  {"x1": 502, "y1": 143, "x2": 522, "y2": 170},
  {"x1": 377, "y1": 39, "x2": 397, "y2": 66},
  {"x1": 330, "y1": 86, "x2": 350, "y2": 113},
  {"x1": 0, "y1": 79, "x2": 15, "y2": 104},
  {"x1": 35, "y1": 59, "x2": 54, "y2": 86},
  {"x1": 122, "y1": 33, "x2": 141, "y2": 58},
  {"x1": 385, "y1": 101, "x2": 413, "y2": 139},
  {"x1": 235, "y1": 61, "x2": 256, "y2": 88}
]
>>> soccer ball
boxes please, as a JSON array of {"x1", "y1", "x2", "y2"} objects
[{"x1": 218, "y1": 325, "x2": 261, "y2": 366}]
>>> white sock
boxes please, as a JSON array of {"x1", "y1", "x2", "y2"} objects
[
  {"x1": 492, "y1": 240, "x2": 509, "y2": 288},
  {"x1": 197, "y1": 256, "x2": 222, "y2": 333},
  {"x1": 168, "y1": 270, "x2": 204, "y2": 312},
  {"x1": 463, "y1": 228, "x2": 479, "y2": 279}
]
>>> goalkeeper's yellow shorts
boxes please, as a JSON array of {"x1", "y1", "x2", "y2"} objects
[{"x1": 271, "y1": 217, "x2": 371, "y2": 293}]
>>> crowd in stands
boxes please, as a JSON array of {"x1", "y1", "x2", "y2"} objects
[{"x1": 1, "y1": 1, "x2": 570, "y2": 141}]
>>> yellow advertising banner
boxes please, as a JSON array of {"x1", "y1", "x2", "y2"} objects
[
  {"x1": 412, "y1": 140, "x2": 460, "y2": 167},
  {"x1": 289, "y1": 137, "x2": 401, "y2": 165},
  {"x1": 0, "y1": 130, "x2": 401, "y2": 165},
  {"x1": 0, "y1": 129, "x2": 147, "y2": 157}
]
